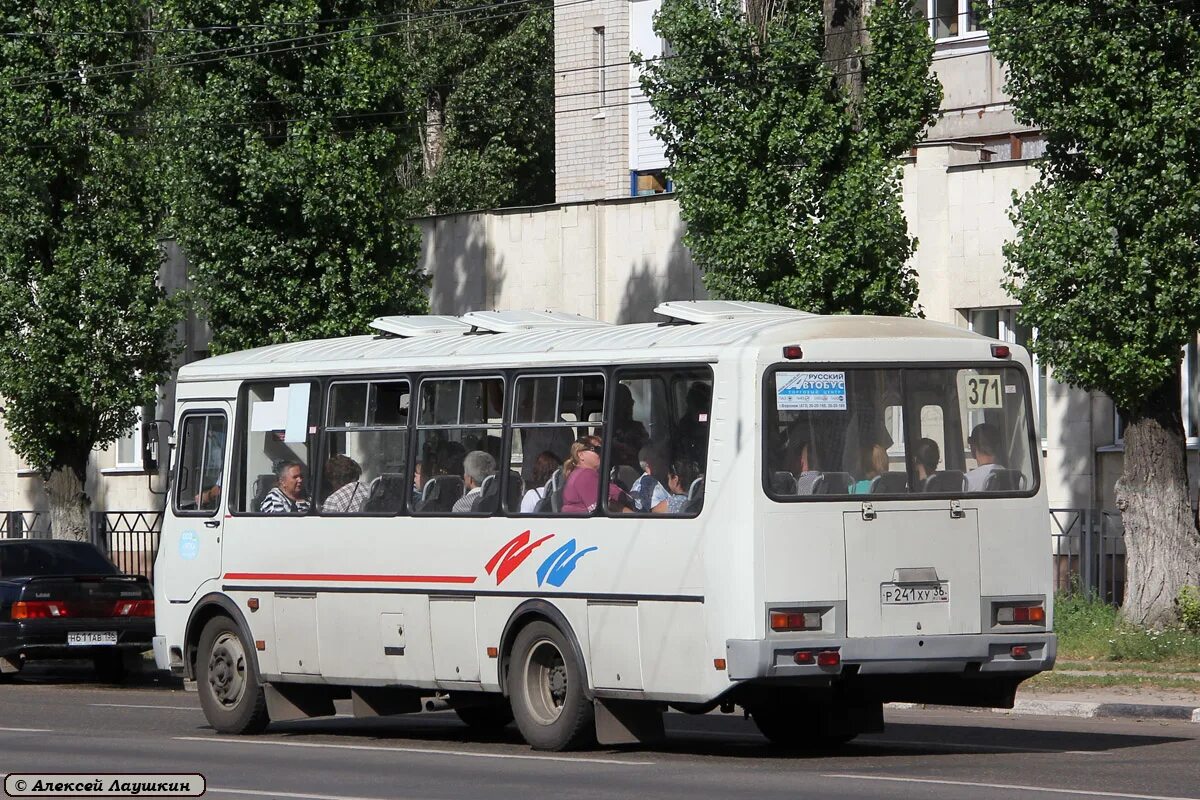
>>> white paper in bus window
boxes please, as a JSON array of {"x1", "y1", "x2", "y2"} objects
[
  {"x1": 250, "y1": 388, "x2": 288, "y2": 432},
  {"x1": 284, "y1": 383, "x2": 311, "y2": 443},
  {"x1": 776, "y1": 371, "x2": 847, "y2": 411},
  {"x1": 961, "y1": 373, "x2": 1003, "y2": 409}
]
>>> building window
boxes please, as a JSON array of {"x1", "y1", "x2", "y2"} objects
[
  {"x1": 930, "y1": 0, "x2": 988, "y2": 41},
  {"x1": 594, "y1": 26, "x2": 606, "y2": 106},
  {"x1": 967, "y1": 308, "x2": 1046, "y2": 442},
  {"x1": 114, "y1": 407, "x2": 145, "y2": 470}
]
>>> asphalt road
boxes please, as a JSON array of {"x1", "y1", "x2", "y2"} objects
[{"x1": 1, "y1": 663, "x2": 1198, "y2": 800}]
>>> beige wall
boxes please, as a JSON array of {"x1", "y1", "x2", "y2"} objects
[{"x1": 422, "y1": 194, "x2": 703, "y2": 323}]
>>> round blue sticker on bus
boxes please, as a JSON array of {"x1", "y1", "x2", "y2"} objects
[{"x1": 179, "y1": 530, "x2": 200, "y2": 561}]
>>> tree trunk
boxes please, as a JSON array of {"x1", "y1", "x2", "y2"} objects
[
  {"x1": 45, "y1": 464, "x2": 89, "y2": 542},
  {"x1": 823, "y1": 0, "x2": 866, "y2": 102},
  {"x1": 1116, "y1": 371, "x2": 1200, "y2": 627}
]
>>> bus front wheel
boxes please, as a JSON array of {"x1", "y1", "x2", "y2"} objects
[
  {"x1": 196, "y1": 615, "x2": 269, "y2": 735},
  {"x1": 508, "y1": 621, "x2": 594, "y2": 751}
]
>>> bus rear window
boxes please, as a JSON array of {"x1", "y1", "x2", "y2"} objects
[{"x1": 765, "y1": 366, "x2": 1037, "y2": 498}]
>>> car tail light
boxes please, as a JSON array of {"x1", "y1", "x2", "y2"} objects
[
  {"x1": 113, "y1": 600, "x2": 154, "y2": 617},
  {"x1": 769, "y1": 610, "x2": 823, "y2": 632},
  {"x1": 793, "y1": 651, "x2": 815, "y2": 665},
  {"x1": 991, "y1": 344, "x2": 1011, "y2": 358},
  {"x1": 996, "y1": 603, "x2": 1045, "y2": 625},
  {"x1": 11, "y1": 600, "x2": 69, "y2": 619},
  {"x1": 1011, "y1": 645, "x2": 1030, "y2": 659}
]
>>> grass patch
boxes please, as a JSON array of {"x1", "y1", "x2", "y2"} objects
[
  {"x1": 1056, "y1": 660, "x2": 1200, "y2": 674},
  {"x1": 1026, "y1": 671, "x2": 1200, "y2": 693},
  {"x1": 1055, "y1": 591, "x2": 1200, "y2": 663}
]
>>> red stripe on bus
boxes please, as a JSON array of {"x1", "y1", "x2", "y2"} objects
[{"x1": 223, "y1": 572, "x2": 477, "y2": 584}]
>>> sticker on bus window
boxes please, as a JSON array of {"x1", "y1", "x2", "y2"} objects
[
  {"x1": 962, "y1": 374, "x2": 1003, "y2": 409},
  {"x1": 776, "y1": 372, "x2": 847, "y2": 411}
]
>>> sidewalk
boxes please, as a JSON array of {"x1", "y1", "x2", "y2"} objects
[{"x1": 890, "y1": 673, "x2": 1200, "y2": 723}]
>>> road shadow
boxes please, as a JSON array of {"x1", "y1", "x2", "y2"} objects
[
  {"x1": 191, "y1": 708, "x2": 1191, "y2": 762},
  {"x1": 5, "y1": 659, "x2": 183, "y2": 690}
]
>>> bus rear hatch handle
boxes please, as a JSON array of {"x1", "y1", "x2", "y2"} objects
[
  {"x1": 860, "y1": 502, "x2": 875, "y2": 521},
  {"x1": 949, "y1": 499, "x2": 964, "y2": 519}
]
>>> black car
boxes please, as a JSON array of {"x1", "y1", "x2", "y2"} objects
[{"x1": 0, "y1": 539, "x2": 154, "y2": 681}]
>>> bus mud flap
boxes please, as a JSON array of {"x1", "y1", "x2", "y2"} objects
[
  {"x1": 264, "y1": 683, "x2": 336, "y2": 721},
  {"x1": 594, "y1": 699, "x2": 664, "y2": 746}
]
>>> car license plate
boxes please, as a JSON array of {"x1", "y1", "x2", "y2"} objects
[
  {"x1": 880, "y1": 583, "x2": 949, "y2": 604},
  {"x1": 68, "y1": 631, "x2": 118, "y2": 646}
]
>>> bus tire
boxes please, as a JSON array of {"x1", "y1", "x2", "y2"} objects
[
  {"x1": 453, "y1": 696, "x2": 515, "y2": 731},
  {"x1": 508, "y1": 621, "x2": 594, "y2": 751},
  {"x1": 750, "y1": 701, "x2": 856, "y2": 750},
  {"x1": 196, "y1": 615, "x2": 269, "y2": 735}
]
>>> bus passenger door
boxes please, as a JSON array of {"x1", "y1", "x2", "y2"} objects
[{"x1": 165, "y1": 403, "x2": 231, "y2": 602}]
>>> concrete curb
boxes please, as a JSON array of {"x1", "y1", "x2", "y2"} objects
[{"x1": 887, "y1": 699, "x2": 1200, "y2": 723}]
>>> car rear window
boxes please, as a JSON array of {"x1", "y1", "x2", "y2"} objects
[{"x1": 0, "y1": 542, "x2": 119, "y2": 577}]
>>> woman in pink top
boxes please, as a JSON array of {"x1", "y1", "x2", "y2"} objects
[{"x1": 561, "y1": 436, "x2": 626, "y2": 514}]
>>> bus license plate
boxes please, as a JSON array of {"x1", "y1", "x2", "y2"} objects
[
  {"x1": 880, "y1": 583, "x2": 949, "y2": 604},
  {"x1": 68, "y1": 631, "x2": 117, "y2": 646}
]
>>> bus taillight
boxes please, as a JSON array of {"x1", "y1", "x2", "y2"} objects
[
  {"x1": 996, "y1": 603, "x2": 1045, "y2": 625},
  {"x1": 769, "y1": 610, "x2": 822, "y2": 632}
]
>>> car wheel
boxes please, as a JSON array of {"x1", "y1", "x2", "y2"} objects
[
  {"x1": 508, "y1": 621, "x2": 594, "y2": 751},
  {"x1": 196, "y1": 616, "x2": 269, "y2": 734},
  {"x1": 453, "y1": 695, "x2": 514, "y2": 731}
]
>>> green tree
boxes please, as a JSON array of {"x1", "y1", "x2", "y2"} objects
[
  {"x1": 638, "y1": 0, "x2": 940, "y2": 314},
  {"x1": 987, "y1": 0, "x2": 1200, "y2": 625},
  {"x1": 156, "y1": 0, "x2": 430, "y2": 354},
  {"x1": 0, "y1": 1, "x2": 180, "y2": 539},
  {"x1": 407, "y1": 0, "x2": 554, "y2": 213}
]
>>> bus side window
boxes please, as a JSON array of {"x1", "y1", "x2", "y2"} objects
[
  {"x1": 239, "y1": 381, "x2": 320, "y2": 514},
  {"x1": 607, "y1": 367, "x2": 712, "y2": 516},
  {"x1": 174, "y1": 413, "x2": 227, "y2": 514},
  {"x1": 321, "y1": 380, "x2": 410, "y2": 515},
  {"x1": 411, "y1": 376, "x2": 505, "y2": 515}
]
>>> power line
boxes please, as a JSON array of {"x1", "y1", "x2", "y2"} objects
[{"x1": 4, "y1": 0, "x2": 566, "y2": 89}]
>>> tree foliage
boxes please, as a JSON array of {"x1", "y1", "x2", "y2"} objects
[
  {"x1": 0, "y1": 0, "x2": 179, "y2": 536},
  {"x1": 638, "y1": 0, "x2": 940, "y2": 314},
  {"x1": 156, "y1": 0, "x2": 431, "y2": 354},
  {"x1": 407, "y1": 0, "x2": 554, "y2": 213},
  {"x1": 987, "y1": 0, "x2": 1200, "y2": 625}
]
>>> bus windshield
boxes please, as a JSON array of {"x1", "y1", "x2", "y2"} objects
[{"x1": 765, "y1": 365, "x2": 1037, "y2": 498}]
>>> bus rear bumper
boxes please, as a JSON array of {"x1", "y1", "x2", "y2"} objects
[{"x1": 726, "y1": 632, "x2": 1056, "y2": 681}]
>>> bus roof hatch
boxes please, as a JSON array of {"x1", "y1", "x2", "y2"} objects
[
  {"x1": 459, "y1": 310, "x2": 612, "y2": 333},
  {"x1": 653, "y1": 300, "x2": 813, "y2": 324},
  {"x1": 369, "y1": 315, "x2": 473, "y2": 338}
]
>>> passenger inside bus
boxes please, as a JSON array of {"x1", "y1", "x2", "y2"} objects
[
  {"x1": 663, "y1": 459, "x2": 702, "y2": 514},
  {"x1": 562, "y1": 436, "x2": 628, "y2": 514},
  {"x1": 966, "y1": 422, "x2": 1005, "y2": 491},
  {"x1": 913, "y1": 438, "x2": 941, "y2": 485},
  {"x1": 259, "y1": 460, "x2": 310, "y2": 514},
  {"x1": 322, "y1": 454, "x2": 367, "y2": 514},
  {"x1": 453, "y1": 450, "x2": 497, "y2": 513},
  {"x1": 520, "y1": 451, "x2": 560, "y2": 513},
  {"x1": 610, "y1": 385, "x2": 649, "y2": 468},
  {"x1": 851, "y1": 443, "x2": 889, "y2": 494},
  {"x1": 673, "y1": 382, "x2": 712, "y2": 463},
  {"x1": 629, "y1": 443, "x2": 670, "y2": 512}
]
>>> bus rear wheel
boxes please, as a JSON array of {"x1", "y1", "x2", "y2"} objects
[
  {"x1": 749, "y1": 698, "x2": 859, "y2": 750},
  {"x1": 508, "y1": 621, "x2": 594, "y2": 751},
  {"x1": 196, "y1": 616, "x2": 269, "y2": 735}
]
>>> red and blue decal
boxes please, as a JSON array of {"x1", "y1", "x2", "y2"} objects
[{"x1": 485, "y1": 530, "x2": 597, "y2": 588}]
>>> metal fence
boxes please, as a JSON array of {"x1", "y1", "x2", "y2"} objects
[
  {"x1": 1050, "y1": 507, "x2": 1124, "y2": 604},
  {"x1": 3, "y1": 510, "x2": 163, "y2": 583}
]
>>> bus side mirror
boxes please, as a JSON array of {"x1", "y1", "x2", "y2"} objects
[{"x1": 141, "y1": 420, "x2": 161, "y2": 473}]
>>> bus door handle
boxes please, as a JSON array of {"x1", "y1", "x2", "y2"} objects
[{"x1": 204, "y1": 520, "x2": 220, "y2": 528}]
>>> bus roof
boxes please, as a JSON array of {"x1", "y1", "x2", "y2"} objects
[{"x1": 177, "y1": 310, "x2": 1000, "y2": 383}]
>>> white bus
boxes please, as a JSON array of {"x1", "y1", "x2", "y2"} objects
[{"x1": 152, "y1": 301, "x2": 1055, "y2": 751}]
